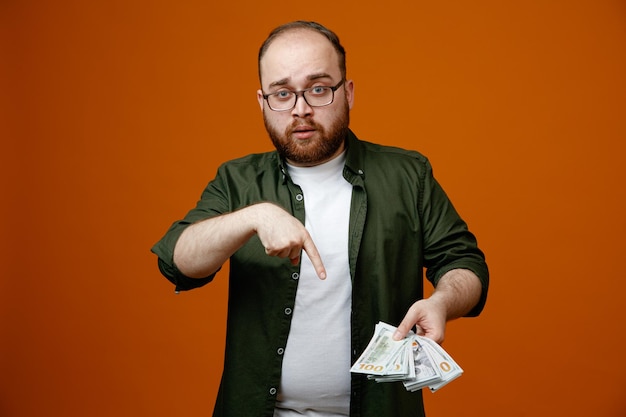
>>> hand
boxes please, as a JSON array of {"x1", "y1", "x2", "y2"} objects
[
  {"x1": 393, "y1": 297, "x2": 447, "y2": 344},
  {"x1": 252, "y1": 203, "x2": 327, "y2": 280}
]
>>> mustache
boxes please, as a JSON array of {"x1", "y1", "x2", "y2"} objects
[{"x1": 286, "y1": 120, "x2": 320, "y2": 135}]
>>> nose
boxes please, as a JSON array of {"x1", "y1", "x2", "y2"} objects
[{"x1": 291, "y1": 92, "x2": 313, "y2": 117}]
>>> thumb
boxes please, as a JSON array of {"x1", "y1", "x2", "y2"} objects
[{"x1": 392, "y1": 316, "x2": 414, "y2": 341}]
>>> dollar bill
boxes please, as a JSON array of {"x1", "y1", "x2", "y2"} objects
[
  {"x1": 401, "y1": 336, "x2": 443, "y2": 391},
  {"x1": 417, "y1": 336, "x2": 463, "y2": 392},
  {"x1": 351, "y1": 321, "x2": 463, "y2": 393},
  {"x1": 350, "y1": 322, "x2": 411, "y2": 376},
  {"x1": 370, "y1": 340, "x2": 414, "y2": 382}
]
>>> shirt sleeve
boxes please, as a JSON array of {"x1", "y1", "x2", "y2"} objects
[
  {"x1": 150, "y1": 165, "x2": 232, "y2": 292},
  {"x1": 419, "y1": 159, "x2": 489, "y2": 317}
]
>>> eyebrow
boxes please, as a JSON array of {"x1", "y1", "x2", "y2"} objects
[{"x1": 268, "y1": 72, "x2": 334, "y2": 89}]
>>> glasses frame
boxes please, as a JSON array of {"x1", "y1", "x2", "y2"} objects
[{"x1": 262, "y1": 79, "x2": 345, "y2": 112}]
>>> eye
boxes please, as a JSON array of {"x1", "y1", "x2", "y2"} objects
[
  {"x1": 310, "y1": 86, "x2": 328, "y2": 95},
  {"x1": 274, "y1": 90, "x2": 293, "y2": 101}
]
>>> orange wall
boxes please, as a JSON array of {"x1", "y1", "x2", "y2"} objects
[{"x1": 2, "y1": 1, "x2": 625, "y2": 416}]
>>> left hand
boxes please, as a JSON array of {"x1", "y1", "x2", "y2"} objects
[{"x1": 393, "y1": 297, "x2": 447, "y2": 344}]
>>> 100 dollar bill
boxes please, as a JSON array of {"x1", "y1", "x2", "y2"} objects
[{"x1": 351, "y1": 321, "x2": 464, "y2": 393}]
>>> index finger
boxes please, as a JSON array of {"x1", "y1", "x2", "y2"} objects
[{"x1": 302, "y1": 237, "x2": 327, "y2": 280}]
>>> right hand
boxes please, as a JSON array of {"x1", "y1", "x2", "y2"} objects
[{"x1": 252, "y1": 203, "x2": 327, "y2": 280}]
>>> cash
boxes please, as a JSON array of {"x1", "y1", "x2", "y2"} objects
[{"x1": 350, "y1": 322, "x2": 463, "y2": 393}]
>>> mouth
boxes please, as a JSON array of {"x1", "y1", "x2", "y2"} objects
[{"x1": 291, "y1": 125, "x2": 316, "y2": 140}]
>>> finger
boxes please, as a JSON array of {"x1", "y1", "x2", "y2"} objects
[
  {"x1": 302, "y1": 237, "x2": 326, "y2": 280},
  {"x1": 422, "y1": 328, "x2": 445, "y2": 344},
  {"x1": 265, "y1": 245, "x2": 294, "y2": 259},
  {"x1": 264, "y1": 245, "x2": 282, "y2": 257},
  {"x1": 288, "y1": 247, "x2": 301, "y2": 265},
  {"x1": 393, "y1": 314, "x2": 416, "y2": 341}
]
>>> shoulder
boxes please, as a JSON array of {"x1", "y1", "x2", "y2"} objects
[
  {"x1": 359, "y1": 139, "x2": 428, "y2": 162},
  {"x1": 347, "y1": 132, "x2": 432, "y2": 176},
  {"x1": 217, "y1": 150, "x2": 280, "y2": 174}
]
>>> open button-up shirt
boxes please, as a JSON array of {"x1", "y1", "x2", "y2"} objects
[{"x1": 151, "y1": 130, "x2": 489, "y2": 417}]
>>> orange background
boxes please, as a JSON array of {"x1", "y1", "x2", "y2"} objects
[{"x1": 2, "y1": 1, "x2": 625, "y2": 416}]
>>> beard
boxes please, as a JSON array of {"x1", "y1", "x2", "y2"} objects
[{"x1": 264, "y1": 99, "x2": 350, "y2": 166}]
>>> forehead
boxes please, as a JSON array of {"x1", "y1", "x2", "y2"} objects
[{"x1": 259, "y1": 29, "x2": 341, "y2": 87}]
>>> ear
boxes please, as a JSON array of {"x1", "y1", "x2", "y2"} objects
[
  {"x1": 256, "y1": 89, "x2": 265, "y2": 111},
  {"x1": 344, "y1": 79, "x2": 355, "y2": 110}
]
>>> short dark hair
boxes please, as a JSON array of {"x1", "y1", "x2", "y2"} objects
[{"x1": 258, "y1": 21, "x2": 347, "y2": 82}]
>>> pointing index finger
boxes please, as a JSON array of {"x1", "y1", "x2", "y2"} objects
[{"x1": 302, "y1": 237, "x2": 326, "y2": 280}]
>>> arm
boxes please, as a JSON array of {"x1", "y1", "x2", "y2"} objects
[
  {"x1": 173, "y1": 202, "x2": 327, "y2": 279},
  {"x1": 392, "y1": 156, "x2": 488, "y2": 342},
  {"x1": 393, "y1": 268, "x2": 483, "y2": 343}
]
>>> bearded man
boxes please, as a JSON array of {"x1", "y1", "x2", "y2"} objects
[{"x1": 152, "y1": 20, "x2": 489, "y2": 417}]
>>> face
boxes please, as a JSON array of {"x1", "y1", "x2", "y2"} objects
[{"x1": 257, "y1": 29, "x2": 354, "y2": 167}]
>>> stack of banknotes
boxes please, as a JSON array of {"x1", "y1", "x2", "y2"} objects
[{"x1": 350, "y1": 321, "x2": 463, "y2": 393}]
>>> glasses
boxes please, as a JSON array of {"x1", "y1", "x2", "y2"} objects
[{"x1": 262, "y1": 79, "x2": 345, "y2": 112}]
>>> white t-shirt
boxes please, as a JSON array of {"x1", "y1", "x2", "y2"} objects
[{"x1": 274, "y1": 152, "x2": 353, "y2": 417}]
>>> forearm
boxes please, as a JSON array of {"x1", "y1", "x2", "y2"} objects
[
  {"x1": 430, "y1": 268, "x2": 483, "y2": 320},
  {"x1": 173, "y1": 206, "x2": 258, "y2": 278}
]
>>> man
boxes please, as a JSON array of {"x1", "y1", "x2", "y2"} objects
[{"x1": 152, "y1": 21, "x2": 489, "y2": 417}]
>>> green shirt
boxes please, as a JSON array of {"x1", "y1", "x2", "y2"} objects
[{"x1": 151, "y1": 130, "x2": 489, "y2": 417}]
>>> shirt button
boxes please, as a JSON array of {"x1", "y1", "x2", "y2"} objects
[
  {"x1": 291, "y1": 272, "x2": 299, "y2": 280},
  {"x1": 277, "y1": 347, "x2": 284, "y2": 355},
  {"x1": 284, "y1": 307, "x2": 292, "y2": 315},
  {"x1": 269, "y1": 387, "x2": 277, "y2": 395},
  {"x1": 295, "y1": 194, "x2": 304, "y2": 201}
]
